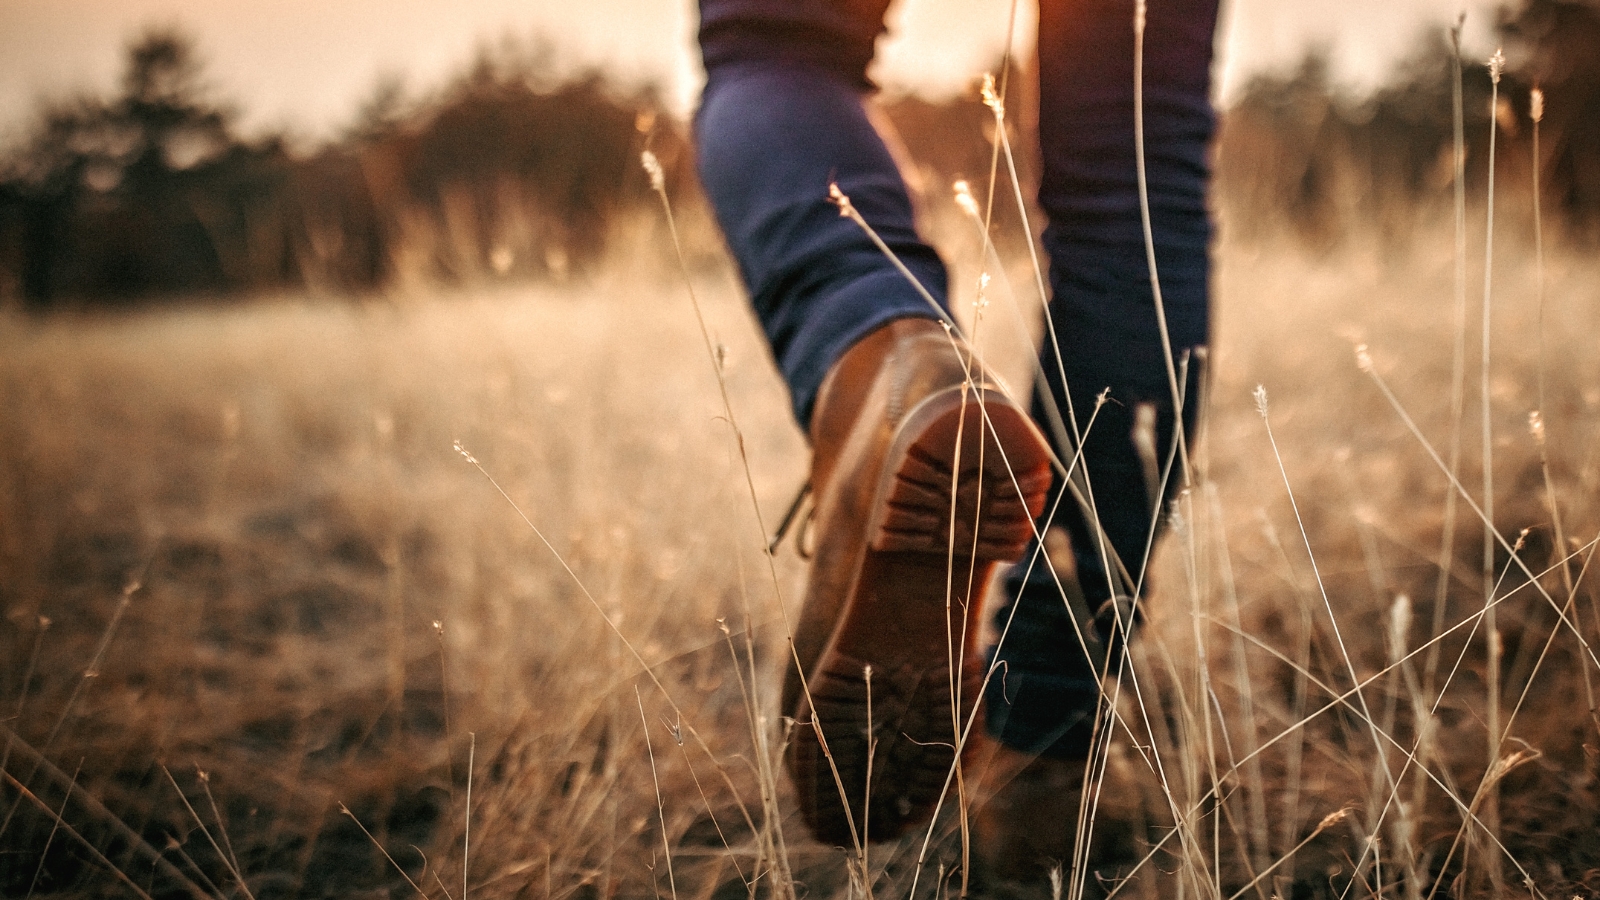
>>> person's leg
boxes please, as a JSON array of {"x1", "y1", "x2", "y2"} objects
[
  {"x1": 696, "y1": 0, "x2": 945, "y2": 427},
  {"x1": 978, "y1": 0, "x2": 1217, "y2": 887},
  {"x1": 696, "y1": 0, "x2": 1055, "y2": 846},
  {"x1": 983, "y1": 0, "x2": 1219, "y2": 781}
]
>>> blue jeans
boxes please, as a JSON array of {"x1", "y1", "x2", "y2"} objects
[{"x1": 696, "y1": 0, "x2": 1217, "y2": 759}]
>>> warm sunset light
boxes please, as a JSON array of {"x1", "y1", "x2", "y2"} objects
[
  {"x1": 4, "y1": 0, "x2": 1597, "y2": 897},
  {"x1": 2, "y1": 0, "x2": 1501, "y2": 140}
]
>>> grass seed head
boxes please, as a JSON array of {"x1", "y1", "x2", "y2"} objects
[
  {"x1": 980, "y1": 73, "x2": 1003, "y2": 119},
  {"x1": 1389, "y1": 593, "x2": 1412, "y2": 661},
  {"x1": 953, "y1": 179, "x2": 979, "y2": 219},
  {"x1": 641, "y1": 150, "x2": 665, "y2": 194},
  {"x1": 1318, "y1": 808, "x2": 1351, "y2": 831},
  {"x1": 827, "y1": 181, "x2": 855, "y2": 218}
]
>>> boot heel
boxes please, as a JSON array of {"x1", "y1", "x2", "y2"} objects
[{"x1": 869, "y1": 386, "x2": 1051, "y2": 559}]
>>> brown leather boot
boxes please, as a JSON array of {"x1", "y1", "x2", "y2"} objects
[
  {"x1": 785, "y1": 317, "x2": 1052, "y2": 846},
  {"x1": 972, "y1": 743, "x2": 1087, "y2": 896},
  {"x1": 970, "y1": 740, "x2": 1146, "y2": 900}
]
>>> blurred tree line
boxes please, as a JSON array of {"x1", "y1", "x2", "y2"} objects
[
  {"x1": 1217, "y1": 0, "x2": 1600, "y2": 250},
  {"x1": 1, "y1": 0, "x2": 1597, "y2": 307},
  {"x1": 0, "y1": 29, "x2": 695, "y2": 307}
]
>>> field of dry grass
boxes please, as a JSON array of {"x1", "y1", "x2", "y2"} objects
[{"x1": 3, "y1": 188, "x2": 1600, "y2": 900}]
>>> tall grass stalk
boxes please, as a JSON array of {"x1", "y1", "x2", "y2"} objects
[
  {"x1": 668, "y1": 706, "x2": 750, "y2": 888},
  {"x1": 464, "y1": 731, "x2": 474, "y2": 900},
  {"x1": 1384, "y1": 592, "x2": 1420, "y2": 898},
  {"x1": 1254, "y1": 515, "x2": 1314, "y2": 891},
  {"x1": 25, "y1": 759, "x2": 80, "y2": 898},
  {"x1": 435, "y1": 620, "x2": 457, "y2": 790},
  {"x1": 163, "y1": 766, "x2": 256, "y2": 900},
  {"x1": 718, "y1": 614, "x2": 781, "y2": 894},
  {"x1": 1173, "y1": 485, "x2": 1227, "y2": 900},
  {"x1": 974, "y1": 65, "x2": 1158, "y2": 711},
  {"x1": 37, "y1": 565, "x2": 145, "y2": 764},
  {"x1": 1415, "y1": 28, "x2": 1471, "y2": 895},
  {"x1": 637, "y1": 688, "x2": 679, "y2": 900},
  {"x1": 1255, "y1": 385, "x2": 1401, "y2": 841},
  {"x1": 978, "y1": 74, "x2": 1080, "y2": 453},
  {"x1": 1523, "y1": 85, "x2": 1593, "y2": 726},
  {"x1": 861, "y1": 666, "x2": 875, "y2": 892},
  {"x1": 934, "y1": 258, "x2": 999, "y2": 888},
  {"x1": 1132, "y1": 0, "x2": 1191, "y2": 486},
  {"x1": 975, "y1": 73, "x2": 1138, "y2": 625},
  {"x1": 453, "y1": 440, "x2": 684, "y2": 714},
  {"x1": 643, "y1": 147, "x2": 810, "y2": 889},
  {"x1": 0, "y1": 615, "x2": 50, "y2": 813},
  {"x1": 1527, "y1": 90, "x2": 1566, "y2": 598},
  {"x1": 1477, "y1": 49, "x2": 1506, "y2": 894},
  {"x1": 1205, "y1": 483, "x2": 1271, "y2": 878},
  {"x1": 1126, "y1": 7, "x2": 1247, "y2": 887},
  {"x1": 197, "y1": 769, "x2": 243, "y2": 884},
  {"x1": 340, "y1": 801, "x2": 432, "y2": 899}
]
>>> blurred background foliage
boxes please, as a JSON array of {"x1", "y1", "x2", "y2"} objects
[
  {"x1": 0, "y1": 29, "x2": 696, "y2": 306},
  {"x1": 0, "y1": 0, "x2": 1597, "y2": 308},
  {"x1": 1218, "y1": 0, "x2": 1600, "y2": 251}
]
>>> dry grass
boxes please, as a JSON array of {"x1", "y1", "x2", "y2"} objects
[
  {"x1": 0, "y1": 275, "x2": 810, "y2": 898},
  {"x1": 3, "y1": 194, "x2": 1600, "y2": 900}
]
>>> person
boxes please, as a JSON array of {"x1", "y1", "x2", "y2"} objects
[{"x1": 692, "y1": 0, "x2": 1219, "y2": 878}]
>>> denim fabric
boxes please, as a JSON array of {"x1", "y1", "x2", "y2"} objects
[
  {"x1": 699, "y1": 0, "x2": 892, "y2": 90},
  {"x1": 696, "y1": 0, "x2": 1217, "y2": 760},
  {"x1": 695, "y1": 61, "x2": 947, "y2": 425}
]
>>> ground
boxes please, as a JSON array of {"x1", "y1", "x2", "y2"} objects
[{"x1": 3, "y1": 222, "x2": 1599, "y2": 899}]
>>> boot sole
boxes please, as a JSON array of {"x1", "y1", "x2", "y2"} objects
[{"x1": 790, "y1": 385, "x2": 1052, "y2": 845}]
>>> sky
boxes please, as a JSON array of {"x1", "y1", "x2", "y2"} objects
[{"x1": 0, "y1": 0, "x2": 1505, "y2": 146}]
